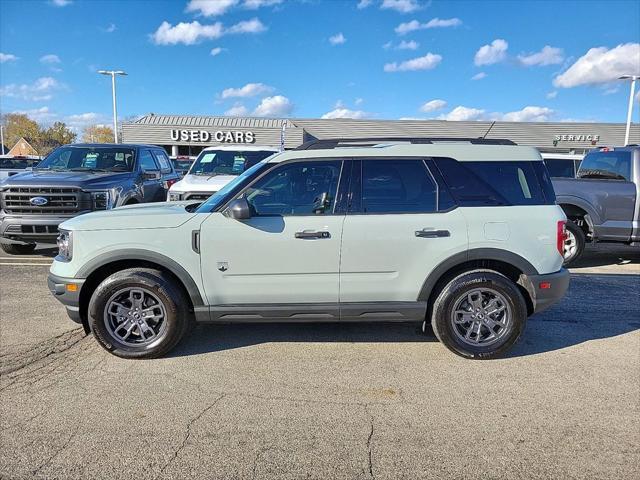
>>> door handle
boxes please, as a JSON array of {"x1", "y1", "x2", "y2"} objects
[
  {"x1": 415, "y1": 229, "x2": 450, "y2": 238},
  {"x1": 295, "y1": 230, "x2": 331, "y2": 239}
]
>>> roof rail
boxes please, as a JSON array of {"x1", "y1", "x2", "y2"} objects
[{"x1": 295, "y1": 137, "x2": 517, "y2": 150}]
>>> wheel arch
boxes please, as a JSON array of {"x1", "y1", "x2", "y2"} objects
[{"x1": 418, "y1": 248, "x2": 538, "y2": 316}]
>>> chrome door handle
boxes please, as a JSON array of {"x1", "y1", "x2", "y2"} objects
[
  {"x1": 415, "y1": 229, "x2": 450, "y2": 238},
  {"x1": 295, "y1": 230, "x2": 331, "y2": 239}
]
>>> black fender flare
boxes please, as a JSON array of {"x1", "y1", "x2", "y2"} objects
[
  {"x1": 416, "y1": 248, "x2": 538, "y2": 302},
  {"x1": 76, "y1": 249, "x2": 204, "y2": 306}
]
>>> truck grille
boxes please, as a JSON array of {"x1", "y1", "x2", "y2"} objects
[
  {"x1": 184, "y1": 192, "x2": 213, "y2": 201},
  {"x1": 0, "y1": 187, "x2": 90, "y2": 215}
]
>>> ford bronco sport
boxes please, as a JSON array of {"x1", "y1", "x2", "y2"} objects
[{"x1": 48, "y1": 138, "x2": 569, "y2": 360}]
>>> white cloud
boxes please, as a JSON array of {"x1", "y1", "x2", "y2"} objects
[
  {"x1": 438, "y1": 106, "x2": 486, "y2": 121},
  {"x1": 381, "y1": 0, "x2": 421, "y2": 14},
  {"x1": 252, "y1": 95, "x2": 294, "y2": 117},
  {"x1": 354, "y1": 97, "x2": 364, "y2": 105},
  {"x1": 384, "y1": 53, "x2": 442, "y2": 72},
  {"x1": 221, "y1": 82, "x2": 274, "y2": 99},
  {"x1": 398, "y1": 40, "x2": 418, "y2": 50},
  {"x1": 471, "y1": 72, "x2": 486, "y2": 80},
  {"x1": 553, "y1": 43, "x2": 640, "y2": 88},
  {"x1": 321, "y1": 108, "x2": 369, "y2": 119},
  {"x1": 225, "y1": 103, "x2": 249, "y2": 116},
  {"x1": 382, "y1": 41, "x2": 392, "y2": 50},
  {"x1": 0, "y1": 77, "x2": 61, "y2": 101},
  {"x1": 40, "y1": 54, "x2": 61, "y2": 64},
  {"x1": 151, "y1": 18, "x2": 265, "y2": 45},
  {"x1": 210, "y1": 47, "x2": 225, "y2": 56},
  {"x1": 419, "y1": 99, "x2": 446, "y2": 113},
  {"x1": 64, "y1": 112, "x2": 111, "y2": 131},
  {"x1": 501, "y1": 106, "x2": 553, "y2": 122},
  {"x1": 50, "y1": 0, "x2": 72, "y2": 6},
  {"x1": 10, "y1": 106, "x2": 56, "y2": 123},
  {"x1": 243, "y1": 0, "x2": 283, "y2": 9},
  {"x1": 474, "y1": 39, "x2": 508, "y2": 66},
  {"x1": 517, "y1": 45, "x2": 563, "y2": 67},
  {"x1": 357, "y1": 0, "x2": 373, "y2": 9},
  {"x1": 104, "y1": 23, "x2": 117, "y2": 33},
  {"x1": 395, "y1": 17, "x2": 461, "y2": 35},
  {"x1": 546, "y1": 91, "x2": 558, "y2": 99},
  {"x1": 0, "y1": 53, "x2": 18, "y2": 63},
  {"x1": 186, "y1": 0, "x2": 238, "y2": 16},
  {"x1": 329, "y1": 33, "x2": 346, "y2": 45},
  {"x1": 226, "y1": 18, "x2": 267, "y2": 34}
]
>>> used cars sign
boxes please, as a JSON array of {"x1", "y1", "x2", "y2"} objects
[{"x1": 170, "y1": 129, "x2": 255, "y2": 144}]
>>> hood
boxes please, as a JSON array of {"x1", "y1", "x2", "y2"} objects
[
  {"x1": 60, "y1": 201, "x2": 199, "y2": 231},
  {"x1": 170, "y1": 174, "x2": 237, "y2": 193},
  {"x1": 2, "y1": 170, "x2": 135, "y2": 189}
]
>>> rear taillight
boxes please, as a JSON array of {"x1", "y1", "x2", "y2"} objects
[
  {"x1": 557, "y1": 220, "x2": 567, "y2": 256},
  {"x1": 164, "y1": 178, "x2": 178, "y2": 189}
]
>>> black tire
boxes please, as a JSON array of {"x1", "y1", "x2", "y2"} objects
[
  {"x1": 562, "y1": 220, "x2": 585, "y2": 266},
  {"x1": 88, "y1": 268, "x2": 192, "y2": 359},
  {"x1": 431, "y1": 270, "x2": 528, "y2": 360},
  {"x1": 0, "y1": 242, "x2": 37, "y2": 255}
]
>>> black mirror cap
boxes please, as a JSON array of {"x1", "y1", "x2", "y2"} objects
[{"x1": 227, "y1": 197, "x2": 252, "y2": 220}]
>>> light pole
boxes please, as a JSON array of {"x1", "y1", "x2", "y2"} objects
[
  {"x1": 98, "y1": 70, "x2": 127, "y2": 143},
  {"x1": 619, "y1": 75, "x2": 639, "y2": 146}
]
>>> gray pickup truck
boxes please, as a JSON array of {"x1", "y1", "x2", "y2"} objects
[{"x1": 552, "y1": 145, "x2": 639, "y2": 264}]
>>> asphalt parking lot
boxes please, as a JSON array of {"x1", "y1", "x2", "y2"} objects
[{"x1": 1, "y1": 243, "x2": 639, "y2": 479}]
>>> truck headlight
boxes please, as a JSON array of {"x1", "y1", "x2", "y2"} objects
[
  {"x1": 168, "y1": 192, "x2": 182, "y2": 202},
  {"x1": 56, "y1": 230, "x2": 73, "y2": 261},
  {"x1": 91, "y1": 191, "x2": 113, "y2": 210}
]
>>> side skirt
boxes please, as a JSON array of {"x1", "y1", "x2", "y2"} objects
[{"x1": 195, "y1": 302, "x2": 427, "y2": 323}]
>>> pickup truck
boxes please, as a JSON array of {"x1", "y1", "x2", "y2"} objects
[{"x1": 552, "y1": 145, "x2": 639, "y2": 264}]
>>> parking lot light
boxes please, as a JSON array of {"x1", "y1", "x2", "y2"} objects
[
  {"x1": 98, "y1": 70, "x2": 128, "y2": 143},
  {"x1": 619, "y1": 75, "x2": 640, "y2": 146}
]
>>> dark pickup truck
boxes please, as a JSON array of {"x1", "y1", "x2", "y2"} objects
[
  {"x1": 552, "y1": 146, "x2": 639, "y2": 264},
  {"x1": 0, "y1": 143, "x2": 179, "y2": 254}
]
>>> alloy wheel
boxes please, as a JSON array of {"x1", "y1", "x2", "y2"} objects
[{"x1": 450, "y1": 288, "x2": 512, "y2": 347}]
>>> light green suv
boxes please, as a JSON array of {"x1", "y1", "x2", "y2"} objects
[{"x1": 48, "y1": 138, "x2": 570, "y2": 359}]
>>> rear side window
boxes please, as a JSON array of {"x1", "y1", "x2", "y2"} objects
[
  {"x1": 154, "y1": 150, "x2": 172, "y2": 173},
  {"x1": 361, "y1": 159, "x2": 437, "y2": 213},
  {"x1": 578, "y1": 151, "x2": 632, "y2": 181},
  {"x1": 544, "y1": 159, "x2": 575, "y2": 178},
  {"x1": 435, "y1": 158, "x2": 553, "y2": 206}
]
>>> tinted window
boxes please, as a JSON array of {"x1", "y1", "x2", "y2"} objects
[
  {"x1": 36, "y1": 147, "x2": 134, "y2": 172},
  {"x1": 244, "y1": 161, "x2": 341, "y2": 216},
  {"x1": 578, "y1": 151, "x2": 632, "y2": 181},
  {"x1": 361, "y1": 160, "x2": 437, "y2": 213},
  {"x1": 544, "y1": 159, "x2": 575, "y2": 178},
  {"x1": 190, "y1": 150, "x2": 276, "y2": 176},
  {"x1": 139, "y1": 150, "x2": 158, "y2": 171},
  {"x1": 154, "y1": 150, "x2": 172, "y2": 173},
  {"x1": 436, "y1": 159, "x2": 551, "y2": 206}
]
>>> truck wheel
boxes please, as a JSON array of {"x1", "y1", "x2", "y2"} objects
[
  {"x1": 563, "y1": 220, "x2": 585, "y2": 266},
  {"x1": 1, "y1": 242, "x2": 37, "y2": 255},
  {"x1": 88, "y1": 268, "x2": 192, "y2": 359},
  {"x1": 431, "y1": 270, "x2": 527, "y2": 360}
]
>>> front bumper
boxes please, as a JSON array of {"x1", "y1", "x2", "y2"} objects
[
  {"x1": 1, "y1": 214, "x2": 80, "y2": 244},
  {"x1": 522, "y1": 268, "x2": 570, "y2": 313},
  {"x1": 47, "y1": 273, "x2": 85, "y2": 324}
]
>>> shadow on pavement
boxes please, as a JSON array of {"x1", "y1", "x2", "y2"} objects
[
  {"x1": 570, "y1": 244, "x2": 640, "y2": 269},
  {"x1": 170, "y1": 274, "x2": 639, "y2": 359}
]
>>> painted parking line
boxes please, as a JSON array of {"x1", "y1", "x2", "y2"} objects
[{"x1": 0, "y1": 262, "x2": 52, "y2": 266}]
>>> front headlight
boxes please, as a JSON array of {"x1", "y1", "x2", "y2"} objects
[
  {"x1": 168, "y1": 192, "x2": 182, "y2": 201},
  {"x1": 56, "y1": 230, "x2": 73, "y2": 261},
  {"x1": 91, "y1": 190, "x2": 113, "y2": 210}
]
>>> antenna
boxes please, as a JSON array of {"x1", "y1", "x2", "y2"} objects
[{"x1": 481, "y1": 121, "x2": 496, "y2": 139}]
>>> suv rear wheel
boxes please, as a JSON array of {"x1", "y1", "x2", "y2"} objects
[
  {"x1": 88, "y1": 268, "x2": 192, "y2": 359},
  {"x1": 1, "y1": 242, "x2": 37, "y2": 255},
  {"x1": 431, "y1": 270, "x2": 527, "y2": 359}
]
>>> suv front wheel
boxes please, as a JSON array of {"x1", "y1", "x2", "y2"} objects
[
  {"x1": 88, "y1": 268, "x2": 192, "y2": 359},
  {"x1": 431, "y1": 270, "x2": 527, "y2": 359}
]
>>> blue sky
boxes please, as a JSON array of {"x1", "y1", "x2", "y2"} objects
[{"x1": 1, "y1": 0, "x2": 639, "y2": 131}]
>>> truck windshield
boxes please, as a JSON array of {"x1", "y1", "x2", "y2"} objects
[
  {"x1": 35, "y1": 146, "x2": 135, "y2": 172},
  {"x1": 190, "y1": 150, "x2": 276, "y2": 176}
]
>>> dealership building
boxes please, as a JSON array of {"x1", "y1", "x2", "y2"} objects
[{"x1": 122, "y1": 114, "x2": 640, "y2": 156}]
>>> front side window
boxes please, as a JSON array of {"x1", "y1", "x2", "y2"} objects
[
  {"x1": 361, "y1": 159, "x2": 437, "y2": 213},
  {"x1": 36, "y1": 147, "x2": 134, "y2": 172},
  {"x1": 190, "y1": 150, "x2": 276, "y2": 177},
  {"x1": 578, "y1": 151, "x2": 632, "y2": 181},
  {"x1": 138, "y1": 150, "x2": 159, "y2": 171},
  {"x1": 243, "y1": 161, "x2": 342, "y2": 216}
]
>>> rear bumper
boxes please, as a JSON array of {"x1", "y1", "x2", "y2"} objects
[
  {"x1": 47, "y1": 273, "x2": 85, "y2": 324},
  {"x1": 522, "y1": 268, "x2": 570, "y2": 314}
]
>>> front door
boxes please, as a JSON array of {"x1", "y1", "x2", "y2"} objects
[
  {"x1": 200, "y1": 159, "x2": 346, "y2": 317},
  {"x1": 137, "y1": 149, "x2": 162, "y2": 202}
]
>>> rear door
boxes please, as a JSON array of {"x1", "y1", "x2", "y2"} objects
[{"x1": 339, "y1": 158, "x2": 468, "y2": 320}]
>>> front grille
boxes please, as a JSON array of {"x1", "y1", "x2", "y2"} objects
[
  {"x1": 19, "y1": 225, "x2": 60, "y2": 235},
  {"x1": 184, "y1": 192, "x2": 213, "y2": 201},
  {"x1": 1, "y1": 187, "x2": 90, "y2": 215}
]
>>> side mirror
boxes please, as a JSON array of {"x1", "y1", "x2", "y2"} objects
[{"x1": 227, "y1": 197, "x2": 252, "y2": 220}]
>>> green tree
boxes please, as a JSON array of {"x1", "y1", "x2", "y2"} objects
[
  {"x1": 37, "y1": 121, "x2": 77, "y2": 155},
  {"x1": 1, "y1": 113, "x2": 41, "y2": 150},
  {"x1": 82, "y1": 124, "x2": 114, "y2": 143}
]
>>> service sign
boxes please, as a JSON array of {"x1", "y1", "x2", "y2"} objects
[
  {"x1": 170, "y1": 129, "x2": 255, "y2": 144},
  {"x1": 553, "y1": 134, "x2": 600, "y2": 143}
]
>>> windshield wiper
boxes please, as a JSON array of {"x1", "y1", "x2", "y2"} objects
[{"x1": 69, "y1": 167, "x2": 110, "y2": 172}]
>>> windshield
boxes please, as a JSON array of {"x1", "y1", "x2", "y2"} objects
[
  {"x1": 35, "y1": 146, "x2": 135, "y2": 172},
  {"x1": 577, "y1": 151, "x2": 631, "y2": 181},
  {"x1": 189, "y1": 150, "x2": 275, "y2": 176},
  {"x1": 196, "y1": 160, "x2": 271, "y2": 213}
]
